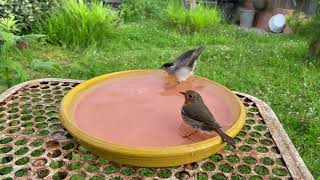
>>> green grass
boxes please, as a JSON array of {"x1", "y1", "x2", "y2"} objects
[
  {"x1": 35, "y1": 0, "x2": 118, "y2": 48},
  {"x1": 166, "y1": 0, "x2": 221, "y2": 32},
  {"x1": 2, "y1": 20, "x2": 320, "y2": 178}
]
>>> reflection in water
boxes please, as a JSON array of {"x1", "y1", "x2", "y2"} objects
[{"x1": 160, "y1": 76, "x2": 206, "y2": 97}]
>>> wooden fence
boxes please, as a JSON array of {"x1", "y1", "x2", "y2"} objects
[
  {"x1": 199, "y1": 0, "x2": 318, "y2": 15},
  {"x1": 242, "y1": 0, "x2": 320, "y2": 15},
  {"x1": 270, "y1": 0, "x2": 318, "y2": 15}
]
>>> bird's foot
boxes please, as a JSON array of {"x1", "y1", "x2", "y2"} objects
[{"x1": 182, "y1": 130, "x2": 198, "y2": 138}]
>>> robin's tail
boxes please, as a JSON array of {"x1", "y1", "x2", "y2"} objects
[{"x1": 216, "y1": 128, "x2": 236, "y2": 146}]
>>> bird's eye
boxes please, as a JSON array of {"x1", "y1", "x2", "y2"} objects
[{"x1": 188, "y1": 95, "x2": 192, "y2": 98}]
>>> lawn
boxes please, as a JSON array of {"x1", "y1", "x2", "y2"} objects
[{"x1": 1, "y1": 16, "x2": 319, "y2": 178}]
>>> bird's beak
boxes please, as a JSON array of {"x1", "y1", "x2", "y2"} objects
[{"x1": 179, "y1": 91, "x2": 186, "y2": 95}]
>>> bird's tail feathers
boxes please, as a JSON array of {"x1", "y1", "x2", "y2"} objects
[
  {"x1": 196, "y1": 46, "x2": 205, "y2": 54},
  {"x1": 189, "y1": 46, "x2": 205, "y2": 66},
  {"x1": 193, "y1": 46, "x2": 205, "y2": 59},
  {"x1": 216, "y1": 128, "x2": 236, "y2": 146}
]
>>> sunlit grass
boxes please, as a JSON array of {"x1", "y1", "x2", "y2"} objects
[
  {"x1": 166, "y1": 0, "x2": 221, "y2": 32},
  {"x1": 35, "y1": 0, "x2": 118, "y2": 48}
]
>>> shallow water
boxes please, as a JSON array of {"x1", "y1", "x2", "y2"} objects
[{"x1": 75, "y1": 71, "x2": 238, "y2": 147}]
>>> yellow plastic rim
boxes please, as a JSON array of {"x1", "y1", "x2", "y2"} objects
[{"x1": 59, "y1": 70, "x2": 246, "y2": 167}]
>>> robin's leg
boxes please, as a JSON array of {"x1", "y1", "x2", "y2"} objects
[{"x1": 183, "y1": 130, "x2": 198, "y2": 138}]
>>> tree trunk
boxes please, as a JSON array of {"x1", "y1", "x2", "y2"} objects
[
  {"x1": 181, "y1": 0, "x2": 197, "y2": 9},
  {"x1": 190, "y1": 0, "x2": 197, "y2": 8},
  {"x1": 181, "y1": 0, "x2": 189, "y2": 9}
]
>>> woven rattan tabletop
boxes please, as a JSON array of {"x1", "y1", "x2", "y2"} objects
[{"x1": 0, "y1": 78, "x2": 313, "y2": 180}]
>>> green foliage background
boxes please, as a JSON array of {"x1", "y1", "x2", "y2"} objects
[{"x1": 0, "y1": 0, "x2": 58, "y2": 32}]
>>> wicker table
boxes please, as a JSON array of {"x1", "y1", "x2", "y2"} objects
[{"x1": 0, "y1": 79, "x2": 314, "y2": 180}]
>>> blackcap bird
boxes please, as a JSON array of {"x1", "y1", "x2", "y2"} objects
[
  {"x1": 180, "y1": 90, "x2": 236, "y2": 145},
  {"x1": 161, "y1": 46, "x2": 205, "y2": 83}
]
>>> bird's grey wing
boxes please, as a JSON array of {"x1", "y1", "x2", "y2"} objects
[
  {"x1": 182, "y1": 103, "x2": 221, "y2": 129},
  {"x1": 181, "y1": 108, "x2": 205, "y2": 130},
  {"x1": 174, "y1": 46, "x2": 205, "y2": 70},
  {"x1": 173, "y1": 49, "x2": 195, "y2": 68}
]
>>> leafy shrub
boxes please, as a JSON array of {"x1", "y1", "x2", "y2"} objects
[
  {"x1": 287, "y1": 13, "x2": 314, "y2": 37},
  {"x1": 0, "y1": 17, "x2": 26, "y2": 87},
  {"x1": 166, "y1": 0, "x2": 221, "y2": 33},
  {"x1": 0, "y1": 16, "x2": 45, "y2": 87},
  {"x1": 121, "y1": 0, "x2": 166, "y2": 21},
  {"x1": 36, "y1": 0, "x2": 119, "y2": 48},
  {"x1": 288, "y1": 7, "x2": 320, "y2": 59},
  {"x1": 0, "y1": 15, "x2": 20, "y2": 33},
  {"x1": 0, "y1": 0, "x2": 58, "y2": 33}
]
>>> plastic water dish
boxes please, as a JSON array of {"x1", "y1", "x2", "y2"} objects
[
  {"x1": 269, "y1": 14, "x2": 286, "y2": 33},
  {"x1": 59, "y1": 70, "x2": 246, "y2": 167}
]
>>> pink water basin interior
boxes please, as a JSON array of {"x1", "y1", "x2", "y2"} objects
[{"x1": 73, "y1": 71, "x2": 240, "y2": 147}]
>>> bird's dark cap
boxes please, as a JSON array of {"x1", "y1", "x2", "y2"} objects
[{"x1": 161, "y1": 62, "x2": 174, "y2": 68}]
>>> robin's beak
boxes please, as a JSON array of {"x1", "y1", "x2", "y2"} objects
[{"x1": 179, "y1": 92, "x2": 186, "y2": 95}]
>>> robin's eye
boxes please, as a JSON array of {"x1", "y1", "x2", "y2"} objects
[{"x1": 188, "y1": 95, "x2": 192, "y2": 98}]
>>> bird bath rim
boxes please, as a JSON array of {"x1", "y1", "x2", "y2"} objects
[{"x1": 59, "y1": 69, "x2": 246, "y2": 167}]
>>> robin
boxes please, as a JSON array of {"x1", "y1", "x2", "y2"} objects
[
  {"x1": 161, "y1": 46, "x2": 205, "y2": 83},
  {"x1": 180, "y1": 90, "x2": 236, "y2": 145}
]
